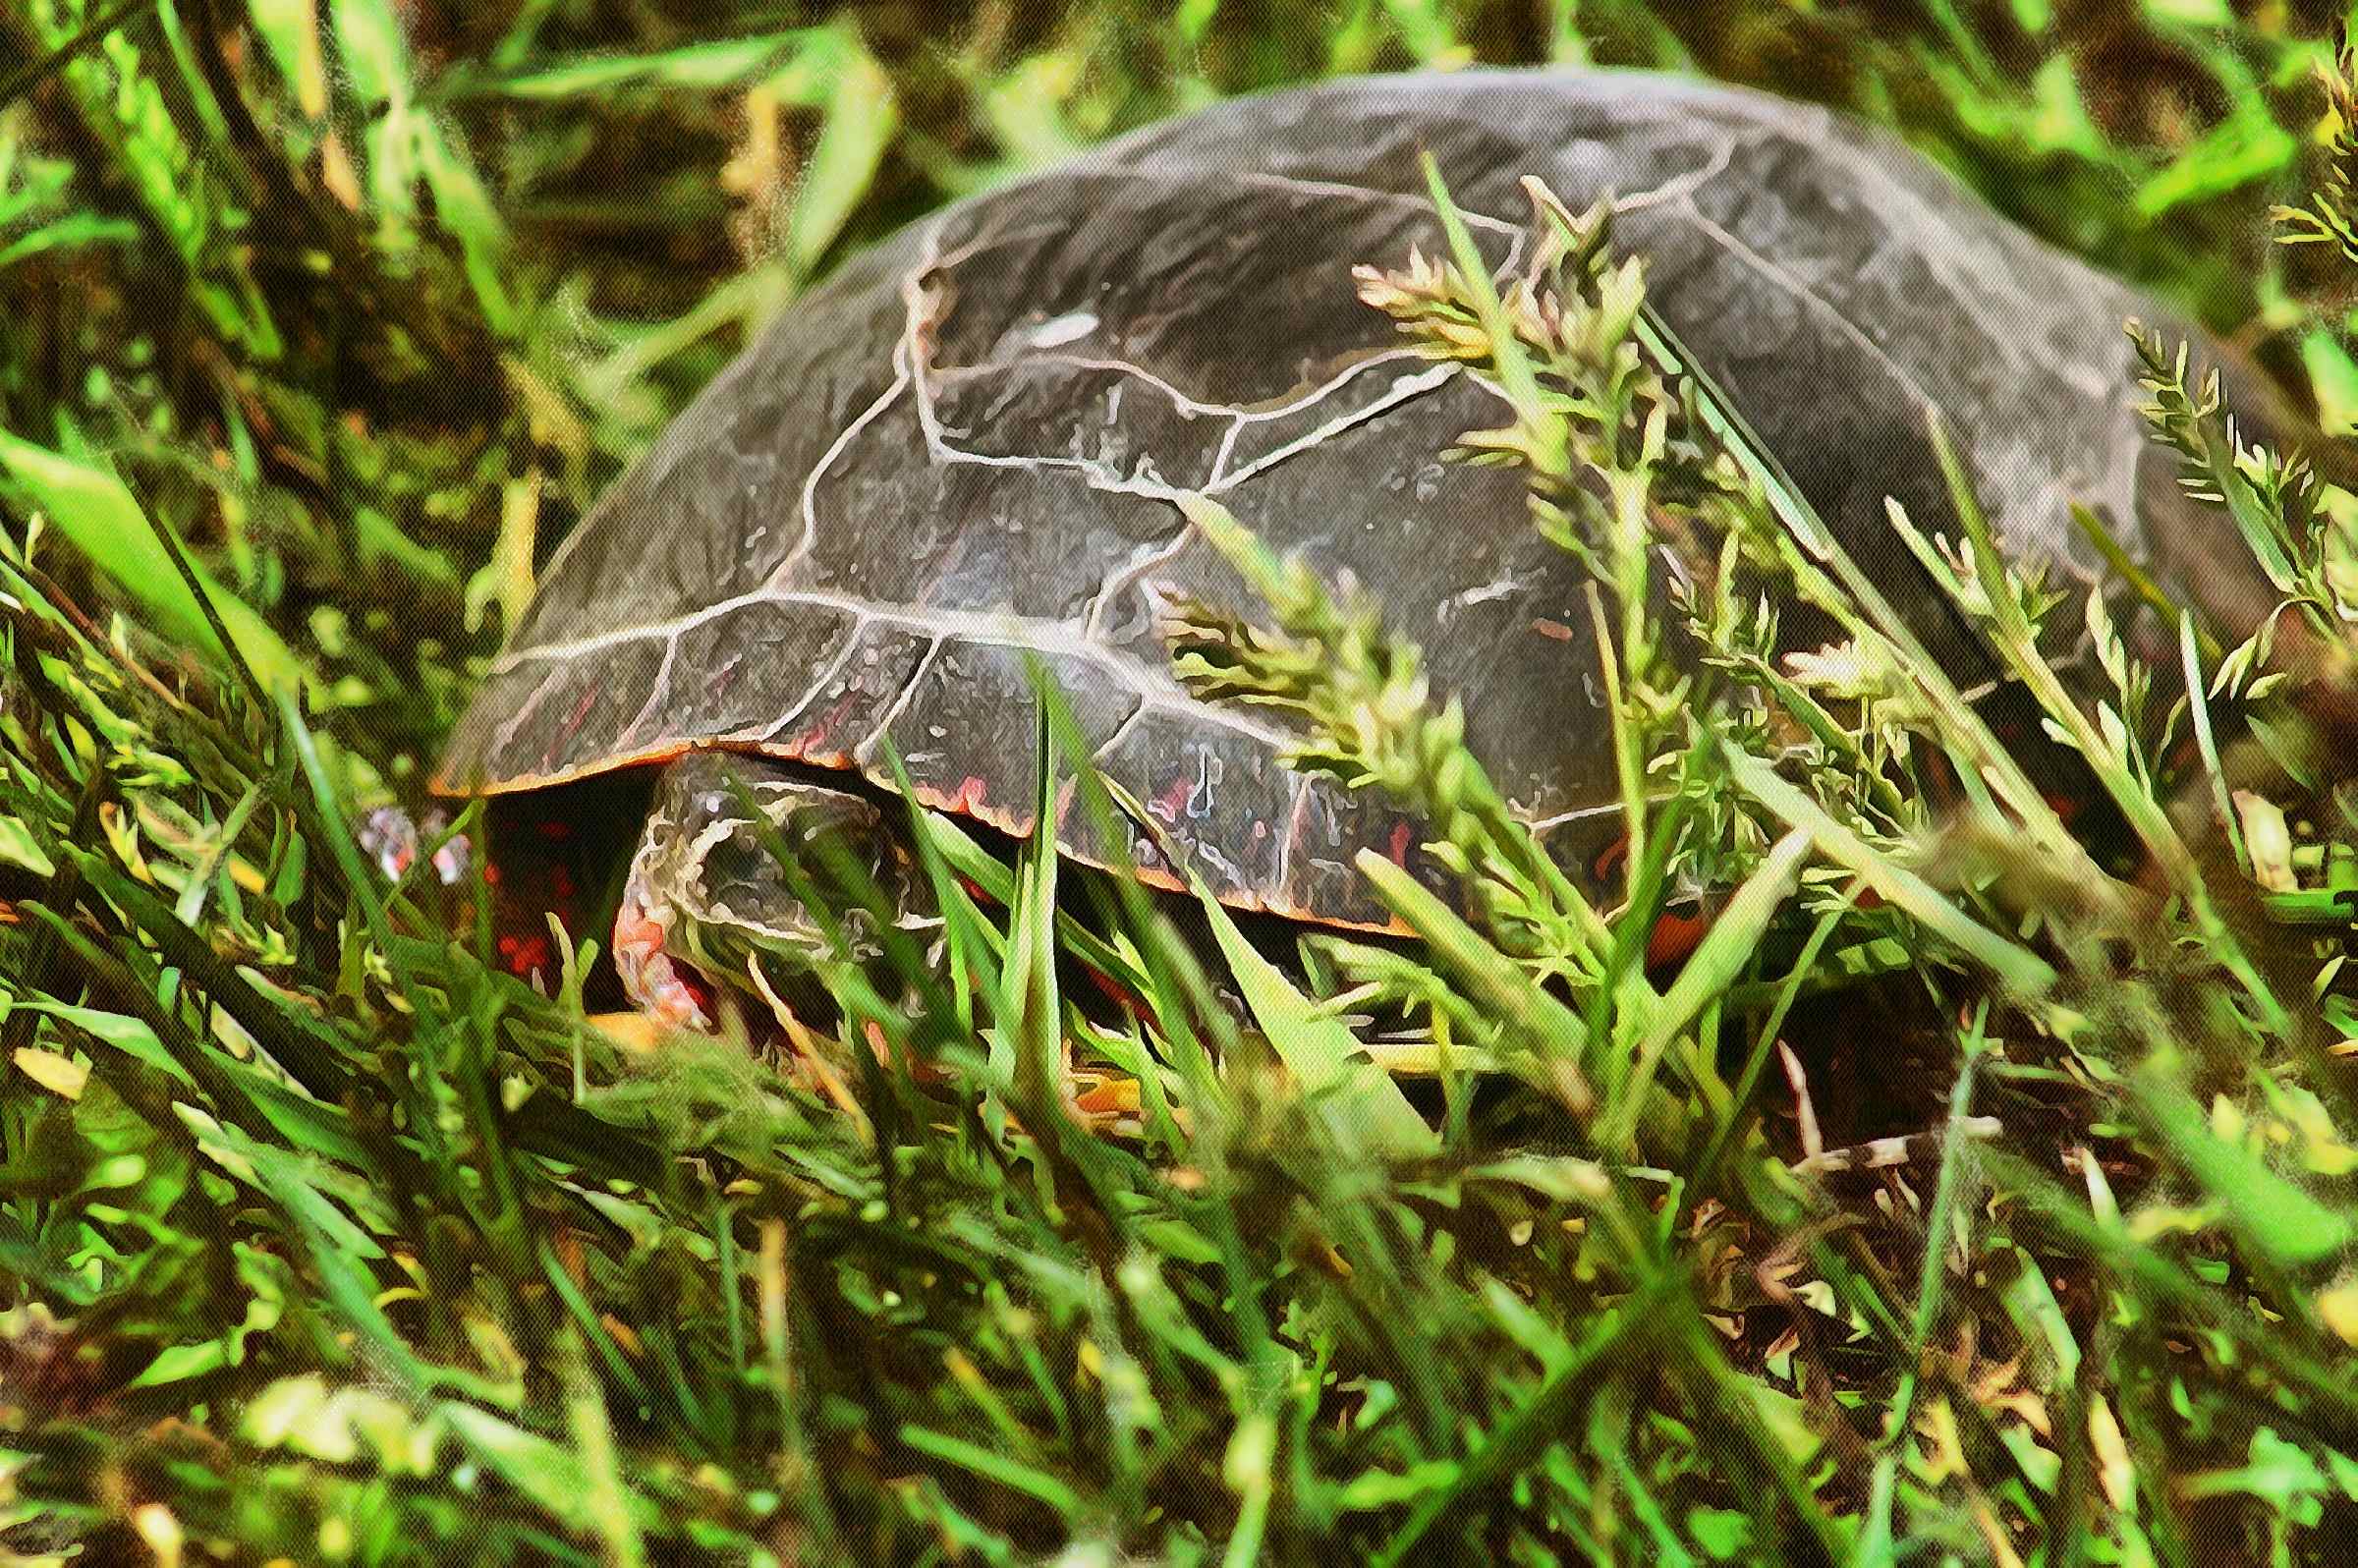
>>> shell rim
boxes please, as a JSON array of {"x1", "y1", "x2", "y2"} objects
[{"x1": 430, "y1": 737, "x2": 1423, "y2": 938}]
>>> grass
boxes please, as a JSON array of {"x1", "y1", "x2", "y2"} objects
[{"x1": 9, "y1": 0, "x2": 2358, "y2": 1563}]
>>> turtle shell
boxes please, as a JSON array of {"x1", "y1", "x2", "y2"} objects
[{"x1": 434, "y1": 67, "x2": 2283, "y2": 931}]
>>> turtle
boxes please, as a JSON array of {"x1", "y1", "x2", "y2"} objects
[{"x1": 433, "y1": 66, "x2": 2302, "y2": 1031}]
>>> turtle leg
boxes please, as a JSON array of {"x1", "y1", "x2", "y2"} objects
[{"x1": 611, "y1": 752, "x2": 928, "y2": 1034}]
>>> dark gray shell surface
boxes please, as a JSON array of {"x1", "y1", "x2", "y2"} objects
[{"x1": 435, "y1": 67, "x2": 2274, "y2": 930}]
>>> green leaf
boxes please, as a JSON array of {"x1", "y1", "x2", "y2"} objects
[
  {"x1": 409, "y1": 125, "x2": 517, "y2": 333},
  {"x1": 2020, "y1": 53, "x2": 2105, "y2": 158},
  {"x1": 1193, "y1": 876, "x2": 1438, "y2": 1161},
  {"x1": 770, "y1": 31, "x2": 898, "y2": 276},
  {"x1": 0, "y1": 814, "x2": 54, "y2": 876},
  {"x1": 2140, "y1": 0, "x2": 2231, "y2": 22},
  {"x1": 977, "y1": 57, "x2": 1089, "y2": 169},
  {"x1": 173, "y1": 1103, "x2": 518, "y2": 1404},
  {"x1": 248, "y1": 1373, "x2": 442, "y2": 1473},
  {"x1": 897, "y1": 1424, "x2": 1083, "y2": 1516},
  {"x1": 330, "y1": 0, "x2": 411, "y2": 108},
  {"x1": 1723, "y1": 747, "x2": 2058, "y2": 997},
  {"x1": 2134, "y1": 98, "x2": 2296, "y2": 218},
  {"x1": 353, "y1": 506, "x2": 462, "y2": 586},
  {"x1": 0, "y1": 210, "x2": 140, "y2": 271},
  {"x1": 1352, "y1": 851, "x2": 1594, "y2": 1078},
  {"x1": 129, "y1": 1244, "x2": 288, "y2": 1388},
  {"x1": 442, "y1": 1402, "x2": 659, "y2": 1532},
  {"x1": 2180, "y1": 1428, "x2": 2330, "y2": 1517},
  {"x1": 10, "y1": 998, "x2": 196, "y2": 1088},
  {"x1": 1610, "y1": 827, "x2": 1812, "y2": 1146},
  {"x1": 1744, "y1": 1379, "x2": 1823, "y2": 1465},
  {"x1": 179, "y1": 1106, "x2": 393, "y2": 1252},
  {"x1": 1336, "y1": 1459, "x2": 1458, "y2": 1512},
  {"x1": 0, "y1": 428, "x2": 305, "y2": 691},
  {"x1": 2301, "y1": 329, "x2": 2358, "y2": 438},
  {"x1": 1000, "y1": 696, "x2": 1066, "y2": 1121},
  {"x1": 1688, "y1": 1507, "x2": 1754, "y2": 1559},
  {"x1": 915, "y1": 810, "x2": 1151, "y2": 999},
  {"x1": 452, "y1": 31, "x2": 816, "y2": 99},
  {"x1": 246, "y1": 0, "x2": 329, "y2": 118},
  {"x1": 2139, "y1": 1078, "x2": 2354, "y2": 1268}
]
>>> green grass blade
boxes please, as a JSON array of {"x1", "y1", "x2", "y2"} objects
[
  {"x1": 1607, "y1": 826, "x2": 1812, "y2": 1151},
  {"x1": 1724, "y1": 746, "x2": 2059, "y2": 996},
  {"x1": 1196, "y1": 880, "x2": 1439, "y2": 1162},
  {"x1": 0, "y1": 427, "x2": 304, "y2": 691}
]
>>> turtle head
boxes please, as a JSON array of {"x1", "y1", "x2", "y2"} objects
[{"x1": 612, "y1": 754, "x2": 926, "y2": 1035}]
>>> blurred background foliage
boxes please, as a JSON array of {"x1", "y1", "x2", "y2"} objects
[{"x1": 2, "y1": 0, "x2": 2355, "y2": 803}]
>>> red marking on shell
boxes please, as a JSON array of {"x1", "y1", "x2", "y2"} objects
[
  {"x1": 547, "y1": 685, "x2": 601, "y2": 766},
  {"x1": 950, "y1": 775, "x2": 990, "y2": 812},
  {"x1": 536, "y1": 818, "x2": 573, "y2": 842},
  {"x1": 786, "y1": 695, "x2": 860, "y2": 762},
  {"x1": 483, "y1": 863, "x2": 503, "y2": 887},
  {"x1": 1591, "y1": 832, "x2": 1630, "y2": 884},
  {"x1": 1153, "y1": 775, "x2": 1191, "y2": 824},
  {"x1": 552, "y1": 866, "x2": 576, "y2": 899},
  {"x1": 1386, "y1": 820, "x2": 1413, "y2": 868},
  {"x1": 1645, "y1": 908, "x2": 1711, "y2": 970},
  {"x1": 500, "y1": 931, "x2": 552, "y2": 978}
]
